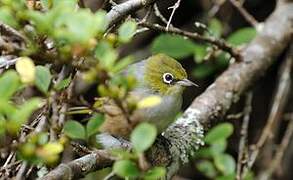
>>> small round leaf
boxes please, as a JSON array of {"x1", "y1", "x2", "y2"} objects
[
  {"x1": 113, "y1": 160, "x2": 140, "y2": 178},
  {"x1": 86, "y1": 114, "x2": 104, "y2": 137},
  {"x1": 130, "y1": 123, "x2": 157, "y2": 152},
  {"x1": 204, "y1": 123, "x2": 233, "y2": 144},
  {"x1": 64, "y1": 120, "x2": 86, "y2": 140},
  {"x1": 214, "y1": 154, "x2": 236, "y2": 175}
]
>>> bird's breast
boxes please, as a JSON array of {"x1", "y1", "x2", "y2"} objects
[{"x1": 139, "y1": 94, "x2": 182, "y2": 133}]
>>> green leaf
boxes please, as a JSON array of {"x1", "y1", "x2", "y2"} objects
[
  {"x1": 193, "y1": 44, "x2": 207, "y2": 63},
  {"x1": 113, "y1": 160, "x2": 140, "y2": 178},
  {"x1": 86, "y1": 114, "x2": 104, "y2": 137},
  {"x1": 227, "y1": 27, "x2": 256, "y2": 46},
  {"x1": 112, "y1": 56, "x2": 134, "y2": 73},
  {"x1": 192, "y1": 64, "x2": 216, "y2": 79},
  {"x1": 205, "y1": 123, "x2": 234, "y2": 144},
  {"x1": 51, "y1": 0, "x2": 77, "y2": 9},
  {"x1": 118, "y1": 20, "x2": 137, "y2": 43},
  {"x1": 7, "y1": 98, "x2": 42, "y2": 134},
  {"x1": 64, "y1": 120, "x2": 86, "y2": 140},
  {"x1": 144, "y1": 167, "x2": 166, "y2": 180},
  {"x1": 214, "y1": 154, "x2": 236, "y2": 175},
  {"x1": 151, "y1": 34, "x2": 196, "y2": 58},
  {"x1": 110, "y1": 149, "x2": 137, "y2": 160},
  {"x1": 0, "y1": 70, "x2": 20, "y2": 100},
  {"x1": 0, "y1": 100, "x2": 16, "y2": 115},
  {"x1": 95, "y1": 41, "x2": 118, "y2": 69},
  {"x1": 194, "y1": 147, "x2": 213, "y2": 158},
  {"x1": 0, "y1": 114, "x2": 5, "y2": 135},
  {"x1": 208, "y1": 18, "x2": 223, "y2": 38},
  {"x1": 210, "y1": 139, "x2": 227, "y2": 156},
  {"x1": 95, "y1": 10, "x2": 108, "y2": 33},
  {"x1": 196, "y1": 160, "x2": 217, "y2": 178},
  {"x1": 35, "y1": 66, "x2": 52, "y2": 94},
  {"x1": 0, "y1": 7, "x2": 19, "y2": 28},
  {"x1": 130, "y1": 123, "x2": 157, "y2": 152}
]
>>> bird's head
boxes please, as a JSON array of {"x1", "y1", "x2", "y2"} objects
[{"x1": 143, "y1": 54, "x2": 197, "y2": 96}]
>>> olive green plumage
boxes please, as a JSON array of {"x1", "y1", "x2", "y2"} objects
[{"x1": 144, "y1": 54, "x2": 188, "y2": 95}]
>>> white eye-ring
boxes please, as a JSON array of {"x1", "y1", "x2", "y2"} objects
[{"x1": 163, "y1": 73, "x2": 174, "y2": 84}]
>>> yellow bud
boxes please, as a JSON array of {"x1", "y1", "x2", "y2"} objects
[{"x1": 15, "y1": 57, "x2": 36, "y2": 84}]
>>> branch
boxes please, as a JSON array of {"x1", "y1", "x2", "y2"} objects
[
  {"x1": 236, "y1": 92, "x2": 253, "y2": 180},
  {"x1": 138, "y1": 21, "x2": 241, "y2": 60},
  {"x1": 106, "y1": 0, "x2": 158, "y2": 27},
  {"x1": 40, "y1": 150, "x2": 114, "y2": 180}
]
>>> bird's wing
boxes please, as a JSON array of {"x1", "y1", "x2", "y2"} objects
[{"x1": 97, "y1": 97, "x2": 142, "y2": 139}]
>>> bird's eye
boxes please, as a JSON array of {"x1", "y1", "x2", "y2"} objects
[{"x1": 163, "y1": 73, "x2": 174, "y2": 84}]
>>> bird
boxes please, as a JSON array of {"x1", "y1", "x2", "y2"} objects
[{"x1": 97, "y1": 53, "x2": 197, "y2": 148}]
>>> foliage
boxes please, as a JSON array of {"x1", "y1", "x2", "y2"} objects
[{"x1": 194, "y1": 123, "x2": 254, "y2": 180}]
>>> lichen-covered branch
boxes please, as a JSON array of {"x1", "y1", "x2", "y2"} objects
[
  {"x1": 148, "y1": 1, "x2": 293, "y2": 178},
  {"x1": 106, "y1": 0, "x2": 158, "y2": 27}
]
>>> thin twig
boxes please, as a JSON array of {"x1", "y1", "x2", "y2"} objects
[
  {"x1": 166, "y1": 0, "x2": 182, "y2": 30},
  {"x1": 236, "y1": 92, "x2": 253, "y2": 180},
  {"x1": 258, "y1": 119, "x2": 293, "y2": 180},
  {"x1": 229, "y1": 0, "x2": 259, "y2": 28},
  {"x1": 153, "y1": 3, "x2": 169, "y2": 25},
  {"x1": 138, "y1": 21, "x2": 241, "y2": 60},
  {"x1": 106, "y1": 0, "x2": 157, "y2": 27},
  {"x1": 0, "y1": 21, "x2": 27, "y2": 41},
  {"x1": 0, "y1": 56, "x2": 18, "y2": 69},
  {"x1": 246, "y1": 43, "x2": 292, "y2": 171}
]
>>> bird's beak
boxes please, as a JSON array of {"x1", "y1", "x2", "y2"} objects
[{"x1": 176, "y1": 79, "x2": 199, "y2": 87}]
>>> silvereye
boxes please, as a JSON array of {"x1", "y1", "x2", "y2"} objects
[{"x1": 98, "y1": 54, "x2": 196, "y2": 147}]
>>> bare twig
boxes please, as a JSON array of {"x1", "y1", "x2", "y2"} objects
[
  {"x1": 0, "y1": 56, "x2": 18, "y2": 69},
  {"x1": 208, "y1": 0, "x2": 227, "y2": 17},
  {"x1": 258, "y1": 120, "x2": 293, "y2": 180},
  {"x1": 153, "y1": 3, "x2": 169, "y2": 25},
  {"x1": 246, "y1": 43, "x2": 293, "y2": 171},
  {"x1": 106, "y1": 0, "x2": 158, "y2": 27},
  {"x1": 0, "y1": 21, "x2": 26, "y2": 41},
  {"x1": 15, "y1": 162, "x2": 28, "y2": 180},
  {"x1": 229, "y1": 0, "x2": 259, "y2": 29},
  {"x1": 138, "y1": 21, "x2": 241, "y2": 60},
  {"x1": 236, "y1": 92, "x2": 253, "y2": 180},
  {"x1": 40, "y1": 150, "x2": 115, "y2": 180},
  {"x1": 166, "y1": 0, "x2": 182, "y2": 30}
]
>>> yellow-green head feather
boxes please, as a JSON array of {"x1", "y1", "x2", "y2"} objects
[{"x1": 144, "y1": 54, "x2": 188, "y2": 95}]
